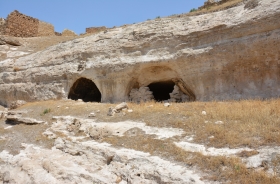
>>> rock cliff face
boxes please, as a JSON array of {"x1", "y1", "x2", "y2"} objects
[{"x1": 0, "y1": 0, "x2": 280, "y2": 106}]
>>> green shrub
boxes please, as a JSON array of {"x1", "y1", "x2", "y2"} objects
[
  {"x1": 190, "y1": 8, "x2": 197, "y2": 12},
  {"x1": 41, "y1": 108, "x2": 51, "y2": 116}
]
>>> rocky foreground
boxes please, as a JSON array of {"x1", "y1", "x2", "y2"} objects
[{"x1": 0, "y1": 99, "x2": 280, "y2": 183}]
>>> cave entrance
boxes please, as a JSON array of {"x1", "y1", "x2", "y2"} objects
[
  {"x1": 148, "y1": 80, "x2": 175, "y2": 102},
  {"x1": 68, "y1": 78, "x2": 101, "y2": 102}
]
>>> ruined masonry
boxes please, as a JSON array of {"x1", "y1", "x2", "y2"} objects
[
  {"x1": 86, "y1": 26, "x2": 107, "y2": 34},
  {"x1": 4, "y1": 10, "x2": 55, "y2": 37},
  {"x1": 0, "y1": 18, "x2": 6, "y2": 35}
]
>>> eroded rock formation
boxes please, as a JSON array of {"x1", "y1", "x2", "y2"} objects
[{"x1": 0, "y1": 0, "x2": 280, "y2": 106}]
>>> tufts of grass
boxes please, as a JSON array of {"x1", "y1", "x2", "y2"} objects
[
  {"x1": 191, "y1": 153, "x2": 280, "y2": 183},
  {"x1": 40, "y1": 108, "x2": 51, "y2": 116},
  {"x1": 187, "y1": 0, "x2": 243, "y2": 16},
  {"x1": 104, "y1": 134, "x2": 280, "y2": 183}
]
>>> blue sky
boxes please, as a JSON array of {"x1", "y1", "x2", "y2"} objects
[{"x1": 0, "y1": 0, "x2": 205, "y2": 34}]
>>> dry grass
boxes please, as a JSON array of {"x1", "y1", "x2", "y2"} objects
[
  {"x1": 22, "y1": 36, "x2": 79, "y2": 52},
  {"x1": 0, "y1": 120, "x2": 53, "y2": 155},
  {"x1": 124, "y1": 99, "x2": 280, "y2": 148},
  {"x1": 104, "y1": 133, "x2": 280, "y2": 183},
  {"x1": 237, "y1": 150, "x2": 259, "y2": 158},
  {"x1": 168, "y1": 0, "x2": 243, "y2": 18},
  {"x1": 187, "y1": 0, "x2": 243, "y2": 16},
  {"x1": 15, "y1": 98, "x2": 280, "y2": 149},
  {"x1": 2, "y1": 98, "x2": 280, "y2": 182},
  {"x1": 191, "y1": 153, "x2": 280, "y2": 183}
]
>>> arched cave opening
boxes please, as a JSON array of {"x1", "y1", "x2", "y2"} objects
[
  {"x1": 148, "y1": 80, "x2": 175, "y2": 102},
  {"x1": 68, "y1": 78, "x2": 101, "y2": 102}
]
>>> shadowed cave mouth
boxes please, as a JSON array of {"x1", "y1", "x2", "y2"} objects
[
  {"x1": 148, "y1": 80, "x2": 175, "y2": 102},
  {"x1": 68, "y1": 77, "x2": 101, "y2": 102}
]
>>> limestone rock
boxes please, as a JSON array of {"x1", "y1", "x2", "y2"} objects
[
  {"x1": 0, "y1": 0, "x2": 280, "y2": 106},
  {"x1": 9, "y1": 100, "x2": 26, "y2": 109},
  {"x1": 114, "y1": 102, "x2": 128, "y2": 112},
  {"x1": 0, "y1": 36, "x2": 21, "y2": 46},
  {"x1": 6, "y1": 115, "x2": 45, "y2": 124},
  {"x1": 2, "y1": 171, "x2": 10, "y2": 183},
  {"x1": 164, "y1": 102, "x2": 170, "y2": 107},
  {"x1": 244, "y1": 0, "x2": 260, "y2": 10},
  {"x1": 88, "y1": 126, "x2": 112, "y2": 140},
  {"x1": 0, "y1": 111, "x2": 7, "y2": 119},
  {"x1": 88, "y1": 112, "x2": 96, "y2": 117},
  {"x1": 7, "y1": 110, "x2": 27, "y2": 116},
  {"x1": 107, "y1": 102, "x2": 128, "y2": 116},
  {"x1": 0, "y1": 39, "x2": 5, "y2": 45},
  {"x1": 107, "y1": 107, "x2": 116, "y2": 116}
]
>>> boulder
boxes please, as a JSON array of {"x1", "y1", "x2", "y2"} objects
[
  {"x1": 88, "y1": 112, "x2": 96, "y2": 117},
  {"x1": 107, "y1": 102, "x2": 129, "y2": 116},
  {"x1": 107, "y1": 107, "x2": 116, "y2": 116},
  {"x1": 6, "y1": 115, "x2": 45, "y2": 124},
  {"x1": 0, "y1": 36, "x2": 21, "y2": 46},
  {"x1": 9, "y1": 100, "x2": 26, "y2": 109},
  {"x1": 114, "y1": 102, "x2": 128, "y2": 112}
]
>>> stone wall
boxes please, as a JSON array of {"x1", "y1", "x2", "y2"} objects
[
  {"x1": 0, "y1": 18, "x2": 6, "y2": 35},
  {"x1": 4, "y1": 10, "x2": 55, "y2": 37},
  {"x1": 61, "y1": 29, "x2": 77, "y2": 36},
  {"x1": 38, "y1": 21, "x2": 55, "y2": 36},
  {"x1": 86, "y1": 26, "x2": 106, "y2": 34},
  {"x1": 5, "y1": 10, "x2": 39, "y2": 37},
  {"x1": 55, "y1": 32, "x2": 62, "y2": 36}
]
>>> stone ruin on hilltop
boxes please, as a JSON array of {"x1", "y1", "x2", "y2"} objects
[{"x1": 1, "y1": 10, "x2": 55, "y2": 37}]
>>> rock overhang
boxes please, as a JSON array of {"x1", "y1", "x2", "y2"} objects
[{"x1": 0, "y1": 0, "x2": 280, "y2": 106}]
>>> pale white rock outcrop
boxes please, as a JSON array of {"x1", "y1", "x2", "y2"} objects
[{"x1": 0, "y1": 0, "x2": 280, "y2": 106}]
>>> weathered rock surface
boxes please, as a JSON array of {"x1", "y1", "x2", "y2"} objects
[
  {"x1": 6, "y1": 115, "x2": 45, "y2": 124},
  {"x1": 0, "y1": 36, "x2": 21, "y2": 46},
  {"x1": 0, "y1": 115, "x2": 199, "y2": 183},
  {"x1": 107, "y1": 102, "x2": 129, "y2": 116},
  {"x1": 9, "y1": 100, "x2": 26, "y2": 109},
  {"x1": 0, "y1": 140, "x2": 204, "y2": 184},
  {"x1": 0, "y1": 0, "x2": 280, "y2": 106}
]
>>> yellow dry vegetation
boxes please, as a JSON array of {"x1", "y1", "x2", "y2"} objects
[
  {"x1": 12, "y1": 98, "x2": 280, "y2": 183},
  {"x1": 188, "y1": 0, "x2": 243, "y2": 16}
]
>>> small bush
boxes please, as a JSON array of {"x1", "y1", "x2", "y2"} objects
[
  {"x1": 41, "y1": 108, "x2": 51, "y2": 116},
  {"x1": 156, "y1": 16, "x2": 160, "y2": 19},
  {"x1": 190, "y1": 8, "x2": 197, "y2": 12}
]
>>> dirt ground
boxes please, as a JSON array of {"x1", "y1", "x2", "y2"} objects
[{"x1": 0, "y1": 99, "x2": 279, "y2": 183}]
